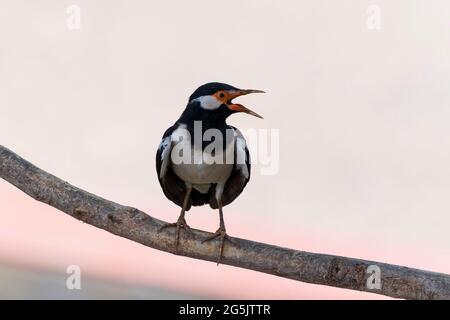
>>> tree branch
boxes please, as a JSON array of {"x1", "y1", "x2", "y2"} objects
[{"x1": 0, "y1": 145, "x2": 449, "y2": 299}]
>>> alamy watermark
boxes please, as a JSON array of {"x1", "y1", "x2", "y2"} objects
[
  {"x1": 168, "y1": 121, "x2": 279, "y2": 175},
  {"x1": 66, "y1": 265, "x2": 82, "y2": 290},
  {"x1": 66, "y1": 5, "x2": 81, "y2": 30},
  {"x1": 366, "y1": 4, "x2": 381, "y2": 30},
  {"x1": 366, "y1": 265, "x2": 382, "y2": 290}
]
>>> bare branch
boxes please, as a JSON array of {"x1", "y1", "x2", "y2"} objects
[{"x1": 0, "y1": 144, "x2": 449, "y2": 299}]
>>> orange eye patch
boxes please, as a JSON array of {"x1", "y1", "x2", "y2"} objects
[{"x1": 214, "y1": 91, "x2": 229, "y2": 103}]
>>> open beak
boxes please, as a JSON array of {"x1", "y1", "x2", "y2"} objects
[{"x1": 226, "y1": 89, "x2": 264, "y2": 119}]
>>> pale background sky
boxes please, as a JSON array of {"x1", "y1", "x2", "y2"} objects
[{"x1": 0, "y1": 0, "x2": 449, "y2": 299}]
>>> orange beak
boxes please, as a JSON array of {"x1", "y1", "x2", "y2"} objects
[{"x1": 226, "y1": 89, "x2": 264, "y2": 119}]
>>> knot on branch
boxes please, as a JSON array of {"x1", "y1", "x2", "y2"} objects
[
  {"x1": 73, "y1": 208, "x2": 90, "y2": 222},
  {"x1": 107, "y1": 213, "x2": 123, "y2": 224},
  {"x1": 325, "y1": 258, "x2": 367, "y2": 290}
]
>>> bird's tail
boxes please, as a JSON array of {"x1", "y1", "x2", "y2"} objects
[{"x1": 189, "y1": 188, "x2": 211, "y2": 207}]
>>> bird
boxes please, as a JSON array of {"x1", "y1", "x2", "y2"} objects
[{"x1": 155, "y1": 82, "x2": 264, "y2": 264}]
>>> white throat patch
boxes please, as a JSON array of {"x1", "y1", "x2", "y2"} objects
[{"x1": 191, "y1": 95, "x2": 222, "y2": 110}]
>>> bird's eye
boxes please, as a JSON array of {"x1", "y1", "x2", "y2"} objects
[{"x1": 219, "y1": 92, "x2": 225, "y2": 98}]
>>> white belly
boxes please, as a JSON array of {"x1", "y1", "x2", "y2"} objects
[
  {"x1": 170, "y1": 125, "x2": 235, "y2": 186},
  {"x1": 172, "y1": 161, "x2": 233, "y2": 185}
]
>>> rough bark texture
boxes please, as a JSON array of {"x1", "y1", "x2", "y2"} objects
[{"x1": 1, "y1": 144, "x2": 449, "y2": 299}]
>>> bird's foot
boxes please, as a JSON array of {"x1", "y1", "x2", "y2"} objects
[
  {"x1": 159, "y1": 217, "x2": 193, "y2": 253},
  {"x1": 202, "y1": 228, "x2": 236, "y2": 265}
]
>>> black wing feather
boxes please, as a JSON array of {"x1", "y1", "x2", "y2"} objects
[{"x1": 155, "y1": 126, "x2": 190, "y2": 209}]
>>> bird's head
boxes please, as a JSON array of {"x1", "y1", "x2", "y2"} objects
[{"x1": 188, "y1": 82, "x2": 264, "y2": 119}]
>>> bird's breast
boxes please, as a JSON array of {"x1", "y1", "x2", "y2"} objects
[{"x1": 170, "y1": 125, "x2": 234, "y2": 185}]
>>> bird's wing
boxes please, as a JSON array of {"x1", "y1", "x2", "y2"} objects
[
  {"x1": 220, "y1": 126, "x2": 251, "y2": 207},
  {"x1": 155, "y1": 126, "x2": 189, "y2": 208}
]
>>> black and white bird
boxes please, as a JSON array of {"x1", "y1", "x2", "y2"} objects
[{"x1": 156, "y1": 82, "x2": 264, "y2": 263}]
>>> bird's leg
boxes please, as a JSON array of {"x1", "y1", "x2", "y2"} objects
[
  {"x1": 159, "y1": 184, "x2": 193, "y2": 253},
  {"x1": 202, "y1": 199, "x2": 236, "y2": 265}
]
